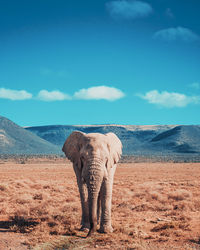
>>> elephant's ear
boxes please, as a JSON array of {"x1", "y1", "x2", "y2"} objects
[
  {"x1": 106, "y1": 132, "x2": 122, "y2": 170},
  {"x1": 62, "y1": 131, "x2": 85, "y2": 167}
]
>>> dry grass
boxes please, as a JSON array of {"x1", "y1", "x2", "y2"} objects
[{"x1": 0, "y1": 159, "x2": 200, "y2": 249}]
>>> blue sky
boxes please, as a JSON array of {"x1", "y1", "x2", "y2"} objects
[{"x1": 0, "y1": 0, "x2": 200, "y2": 126}]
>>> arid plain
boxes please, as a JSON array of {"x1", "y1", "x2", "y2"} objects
[{"x1": 0, "y1": 157, "x2": 200, "y2": 249}]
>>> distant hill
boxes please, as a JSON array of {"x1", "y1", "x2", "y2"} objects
[
  {"x1": 0, "y1": 116, "x2": 60, "y2": 154},
  {"x1": 1, "y1": 115, "x2": 200, "y2": 157},
  {"x1": 150, "y1": 125, "x2": 200, "y2": 154},
  {"x1": 25, "y1": 124, "x2": 200, "y2": 156}
]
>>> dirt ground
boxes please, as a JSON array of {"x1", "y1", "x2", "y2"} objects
[{"x1": 0, "y1": 158, "x2": 200, "y2": 249}]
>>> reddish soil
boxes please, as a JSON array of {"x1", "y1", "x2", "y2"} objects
[{"x1": 0, "y1": 158, "x2": 200, "y2": 249}]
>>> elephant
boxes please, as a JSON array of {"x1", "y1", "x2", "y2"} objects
[{"x1": 62, "y1": 131, "x2": 122, "y2": 236}]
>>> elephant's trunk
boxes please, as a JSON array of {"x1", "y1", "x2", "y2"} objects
[{"x1": 84, "y1": 158, "x2": 105, "y2": 237}]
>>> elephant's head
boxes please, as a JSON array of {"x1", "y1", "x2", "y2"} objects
[
  {"x1": 62, "y1": 131, "x2": 122, "y2": 173},
  {"x1": 62, "y1": 131, "x2": 122, "y2": 235}
]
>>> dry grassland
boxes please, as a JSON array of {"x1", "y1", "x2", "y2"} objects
[{"x1": 0, "y1": 158, "x2": 200, "y2": 249}]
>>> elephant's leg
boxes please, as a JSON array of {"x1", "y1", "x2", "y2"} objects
[
  {"x1": 99, "y1": 165, "x2": 117, "y2": 233},
  {"x1": 97, "y1": 193, "x2": 101, "y2": 225},
  {"x1": 79, "y1": 182, "x2": 90, "y2": 230},
  {"x1": 73, "y1": 164, "x2": 89, "y2": 230}
]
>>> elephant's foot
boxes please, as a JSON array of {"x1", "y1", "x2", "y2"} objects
[
  {"x1": 79, "y1": 223, "x2": 90, "y2": 232},
  {"x1": 86, "y1": 222, "x2": 97, "y2": 237},
  {"x1": 99, "y1": 225, "x2": 113, "y2": 234},
  {"x1": 86, "y1": 227, "x2": 95, "y2": 237}
]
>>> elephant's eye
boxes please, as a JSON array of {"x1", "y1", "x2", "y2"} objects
[{"x1": 81, "y1": 155, "x2": 85, "y2": 161}]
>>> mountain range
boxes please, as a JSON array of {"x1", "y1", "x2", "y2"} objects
[
  {"x1": 0, "y1": 116, "x2": 60, "y2": 154},
  {"x1": 1, "y1": 115, "x2": 200, "y2": 158}
]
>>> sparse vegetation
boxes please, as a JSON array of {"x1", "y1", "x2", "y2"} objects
[{"x1": 0, "y1": 157, "x2": 199, "y2": 249}]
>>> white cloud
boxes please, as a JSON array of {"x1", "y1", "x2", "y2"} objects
[
  {"x1": 153, "y1": 26, "x2": 200, "y2": 42},
  {"x1": 138, "y1": 90, "x2": 200, "y2": 108},
  {"x1": 0, "y1": 88, "x2": 32, "y2": 100},
  {"x1": 74, "y1": 86, "x2": 125, "y2": 101},
  {"x1": 0, "y1": 86, "x2": 124, "y2": 102},
  {"x1": 189, "y1": 82, "x2": 200, "y2": 90},
  {"x1": 37, "y1": 90, "x2": 71, "y2": 101},
  {"x1": 106, "y1": 0, "x2": 153, "y2": 20}
]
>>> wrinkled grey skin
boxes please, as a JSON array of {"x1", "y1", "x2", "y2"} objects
[{"x1": 62, "y1": 131, "x2": 122, "y2": 237}]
